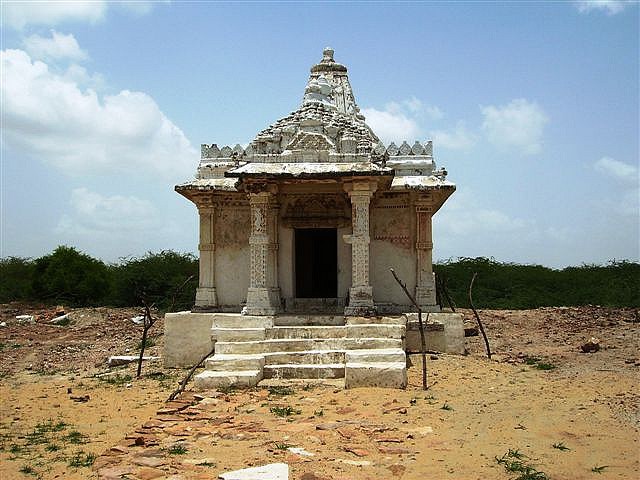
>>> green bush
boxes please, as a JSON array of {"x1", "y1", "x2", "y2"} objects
[
  {"x1": 435, "y1": 257, "x2": 640, "y2": 309},
  {"x1": 30, "y1": 246, "x2": 111, "y2": 306},
  {"x1": 110, "y1": 250, "x2": 197, "y2": 311},
  {"x1": 0, "y1": 257, "x2": 35, "y2": 302}
]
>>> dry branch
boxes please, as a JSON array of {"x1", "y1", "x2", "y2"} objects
[
  {"x1": 468, "y1": 272, "x2": 491, "y2": 359},
  {"x1": 167, "y1": 345, "x2": 216, "y2": 402},
  {"x1": 390, "y1": 268, "x2": 428, "y2": 390}
]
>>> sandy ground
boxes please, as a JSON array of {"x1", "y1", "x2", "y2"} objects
[{"x1": 0, "y1": 304, "x2": 638, "y2": 479}]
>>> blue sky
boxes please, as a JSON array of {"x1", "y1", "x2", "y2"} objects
[{"x1": 1, "y1": 1, "x2": 638, "y2": 268}]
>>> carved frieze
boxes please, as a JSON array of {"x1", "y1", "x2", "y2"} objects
[
  {"x1": 281, "y1": 194, "x2": 350, "y2": 228},
  {"x1": 215, "y1": 207, "x2": 250, "y2": 247}
]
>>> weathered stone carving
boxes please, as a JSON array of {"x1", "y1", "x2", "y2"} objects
[
  {"x1": 281, "y1": 194, "x2": 350, "y2": 228},
  {"x1": 244, "y1": 190, "x2": 281, "y2": 315},
  {"x1": 415, "y1": 202, "x2": 436, "y2": 307},
  {"x1": 343, "y1": 182, "x2": 377, "y2": 316},
  {"x1": 194, "y1": 200, "x2": 217, "y2": 309}
]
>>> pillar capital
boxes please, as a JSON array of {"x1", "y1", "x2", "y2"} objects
[{"x1": 343, "y1": 180, "x2": 378, "y2": 197}]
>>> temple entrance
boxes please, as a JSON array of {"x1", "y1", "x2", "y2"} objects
[{"x1": 295, "y1": 228, "x2": 337, "y2": 298}]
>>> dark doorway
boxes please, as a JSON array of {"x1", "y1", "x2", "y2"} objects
[{"x1": 295, "y1": 228, "x2": 337, "y2": 298}]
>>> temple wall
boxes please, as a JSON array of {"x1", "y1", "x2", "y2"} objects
[
  {"x1": 370, "y1": 197, "x2": 415, "y2": 309},
  {"x1": 214, "y1": 205, "x2": 250, "y2": 309}
]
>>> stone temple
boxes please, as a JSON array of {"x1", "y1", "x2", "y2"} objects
[{"x1": 164, "y1": 48, "x2": 463, "y2": 389}]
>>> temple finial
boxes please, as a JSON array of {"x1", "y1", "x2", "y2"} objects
[{"x1": 322, "y1": 47, "x2": 334, "y2": 62}]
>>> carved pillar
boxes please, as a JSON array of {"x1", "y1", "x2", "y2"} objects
[
  {"x1": 343, "y1": 181, "x2": 377, "y2": 316},
  {"x1": 243, "y1": 187, "x2": 280, "y2": 315},
  {"x1": 415, "y1": 201, "x2": 437, "y2": 308},
  {"x1": 194, "y1": 198, "x2": 218, "y2": 309}
]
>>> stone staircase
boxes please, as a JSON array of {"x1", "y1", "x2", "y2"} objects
[{"x1": 194, "y1": 314, "x2": 407, "y2": 389}]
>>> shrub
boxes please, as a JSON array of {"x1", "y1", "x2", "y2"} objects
[
  {"x1": 110, "y1": 250, "x2": 197, "y2": 311},
  {"x1": 30, "y1": 246, "x2": 111, "y2": 306},
  {"x1": 0, "y1": 257, "x2": 35, "y2": 302}
]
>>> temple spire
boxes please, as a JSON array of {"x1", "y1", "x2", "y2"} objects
[{"x1": 305, "y1": 47, "x2": 360, "y2": 117}]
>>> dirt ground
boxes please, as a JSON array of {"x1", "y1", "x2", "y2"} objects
[{"x1": 0, "y1": 304, "x2": 638, "y2": 479}]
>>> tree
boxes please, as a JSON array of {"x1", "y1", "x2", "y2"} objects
[{"x1": 30, "y1": 246, "x2": 111, "y2": 306}]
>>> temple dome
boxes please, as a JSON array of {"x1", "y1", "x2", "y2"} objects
[{"x1": 250, "y1": 48, "x2": 379, "y2": 158}]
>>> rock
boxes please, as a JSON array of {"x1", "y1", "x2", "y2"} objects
[
  {"x1": 388, "y1": 464, "x2": 406, "y2": 476},
  {"x1": 300, "y1": 473, "x2": 329, "y2": 480},
  {"x1": 218, "y1": 463, "x2": 289, "y2": 480},
  {"x1": 580, "y1": 337, "x2": 600, "y2": 353},
  {"x1": 108, "y1": 355, "x2": 159, "y2": 367},
  {"x1": 344, "y1": 446, "x2": 369, "y2": 457},
  {"x1": 15, "y1": 315, "x2": 34, "y2": 323},
  {"x1": 378, "y1": 446, "x2": 411, "y2": 454},
  {"x1": 136, "y1": 467, "x2": 166, "y2": 480},
  {"x1": 98, "y1": 466, "x2": 135, "y2": 480},
  {"x1": 315, "y1": 422, "x2": 341, "y2": 430},
  {"x1": 132, "y1": 456, "x2": 167, "y2": 468},
  {"x1": 51, "y1": 313, "x2": 70, "y2": 324},
  {"x1": 131, "y1": 316, "x2": 145, "y2": 325},
  {"x1": 287, "y1": 447, "x2": 314, "y2": 457},
  {"x1": 0, "y1": 321, "x2": 7, "y2": 327},
  {"x1": 334, "y1": 459, "x2": 371, "y2": 467},
  {"x1": 464, "y1": 325, "x2": 479, "y2": 337},
  {"x1": 335, "y1": 406, "x2": 356, "y2": 414}
]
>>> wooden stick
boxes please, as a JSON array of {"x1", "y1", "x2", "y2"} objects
[
  {"x1": 167, "y1": 345, "x2": 217, "y2": 402},
  {"x1": 468, "y1": 272, "x2": 491, "y2": 359},
  {"x1": 390, "y1": 268, "x2": 428, "y2": 390}
]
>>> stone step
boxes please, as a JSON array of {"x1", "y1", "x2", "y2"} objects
[
  {"x1": 215, "y1": 337, "x2": 403, "y2": 355},
  {"x1": 263, "y1": 363, "x2": 345, "y2": 379},
  {"x1": 344, "y1": 362, "x2": 407, "y2": 389},
  {"x1": 194, "y1": 369, "x2": 262, "y2": 389},
  {"x1": 264, "y1": 350, "x2": 345, "y2": 365},
  {"x1": 274, "y1": 315, "x2": 345, "y2": 326},
  {"x1": 211, "y1": 327, "x2": 266, "y2": 342},
  {"x1": 344, "y1": 348, "x2": 406, "y2": 363},
  {"x1": 346, "y1": 316, "x2": 407, "y2": 326},
  {"x1": 266, "y1": 324, "x2": 405, "y2": 340},
  {"x1": 205, "y1": 354, "x2": 265, "y2": 371},
  {"x1": 212, "y1": 314, "x2": 273, "y2": 328}
]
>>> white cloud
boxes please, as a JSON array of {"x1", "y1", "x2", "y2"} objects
[
  {"x1": 362, "y1": 106, "x2": 422, "y2": 144},
  {"x1": 23, "y1": 30, "x2": 88, "y2": 62},
  {"x1": 594, "y1": 157, "x2": 639, "y2": 217},
  {"x1": 1, "y1": 48, "x2": 197, "y2": 179},
  {"x1": 594, "y1": 157, "x2": 638, "y2": 183},
  {"x1": 3, "y1": 1, "x2": 107, "y2": 29},
  {"x1": 574, "y1": 1, "x2": 633, "y2": 15},
  {"x1": 436, "y1": 189, "x2": 528, "y2": 236},
  {"x1": 56, "y1": 188, "x2": 158, "y2": 235},
  {"x1": 362, "y1": 97, "x2": 444, "y2": 143},
  {"x1": 429, "y1": 121, "x2": 477, "y2": 151},
  {"x1": 3, "y1": 1, "x2": 163, "y2": 29},
  {"x1": 481, "y1": 98, "x2": 548, "y2": 155}
]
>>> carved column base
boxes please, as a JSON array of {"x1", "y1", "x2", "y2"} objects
[
  {"x1": 194, "y1": 287, "x2": 218, "y2": 309},
  {"x1": 243, "y1": 287, "x2": 280, "y2": 316},
  {"x1": 344, "y1": 286, "x2": 377, "y2": 316},
  {"x1": 415, "y1": 273, "x2": 437, "y2": 309}
]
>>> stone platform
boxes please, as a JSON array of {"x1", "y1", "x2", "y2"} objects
[{"x1": 164, "y1": 312, "x2": 464, "y2": 390}]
